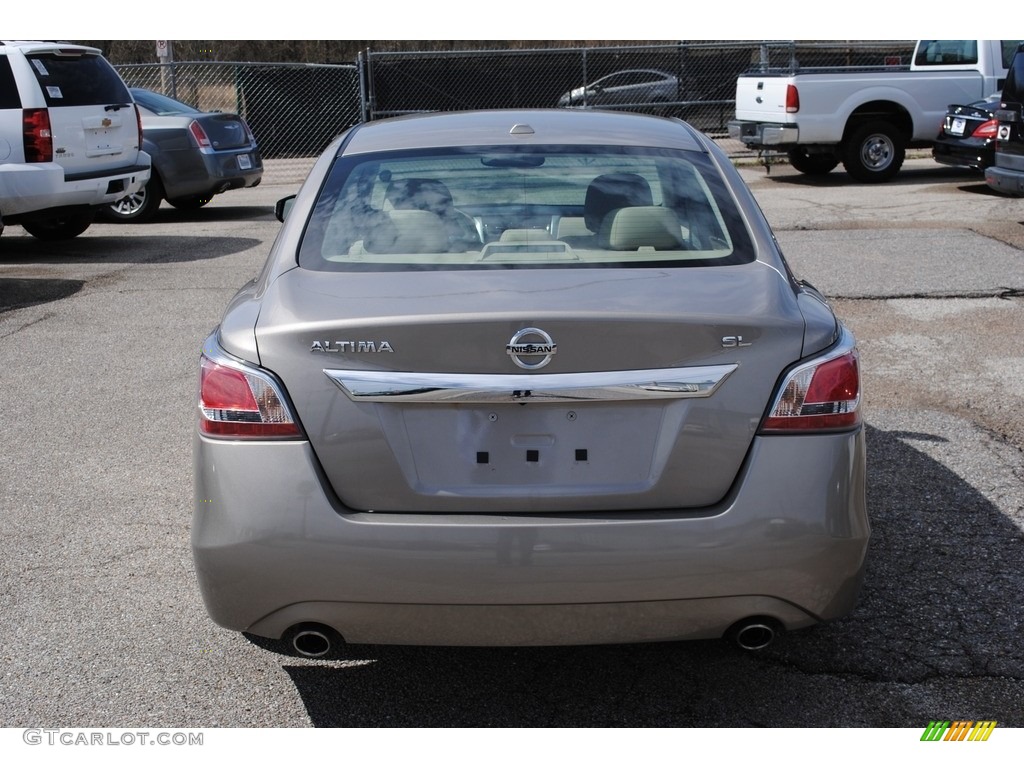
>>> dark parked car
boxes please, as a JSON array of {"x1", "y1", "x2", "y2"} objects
[
  {"x1": 192, "y1": 109, "x2": 868, "y2": 658},
  {"x1": 932, "y1": 93, "x2": 1001, "y2": 170},
  {"x1": 987, "y1": 43, "x2": 1024, "y2": 195},
  {"x1": 101, "y1": 88, "x2": 262, "y2": 222},
  {"x1": 557, "y1": 69, "x2": 680, "y2": 110}
]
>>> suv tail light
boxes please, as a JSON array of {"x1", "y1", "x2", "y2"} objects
[
  {"x1": 199, "y1": 347, "x2": 302, "y2": 439},
  {"x1": 134, "y1": 104, "x2": 144, "y2": 150},
  {"x1": 188, "y1": 120, "x2": 213, "y2": 151},
  {"x1": 23, "y1": 108, "x2": 53, "y2": 162},
  {"x1": 786, "y1": 84, "x2": 800, "y2": 114},
  {"x1": 760, "y1": 339, "x2": 861, "y2": 433}
]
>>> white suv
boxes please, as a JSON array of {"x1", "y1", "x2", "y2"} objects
[{"x1": 0, "y1": 41, "x2": 150, "y2": 240}]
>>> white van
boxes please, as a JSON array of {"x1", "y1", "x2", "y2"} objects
[{"x1": 0, "y1": 41, "x2": 150, "y2": 239}]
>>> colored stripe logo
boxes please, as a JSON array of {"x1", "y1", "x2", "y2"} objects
[{"x1": 921, "y1": 721, "x2": 997, "y2": 741}]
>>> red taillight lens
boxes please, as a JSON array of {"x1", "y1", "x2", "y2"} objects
[
  {"x1": 973, "y1": 118, "x2": 999, "y2": 139},
  {"x1": 760, "y1": 349, "x2": 861, "y2": 433},
  {"x1": 134, "y1": 104, "x2": 144, "y2": 149},
  {"x1": 241, "y1": 118, "x2": 256, "y2": 144},
  {"x1": 199, "y1": 354, "x2": 301, "y2": 439},
  {"x1": 22, "y1": 108, "x2": 53, "y2": 162},
  {"x1": 785, "y1": 84, "x2": 800, "y2": 114},
  {"x1": 188, "y1": 120, "x2": 212, "y2": 150}
]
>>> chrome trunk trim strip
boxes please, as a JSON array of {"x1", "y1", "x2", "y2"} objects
[{"x1": 324, "y1": 365, "x2": 737, "y2": 403}]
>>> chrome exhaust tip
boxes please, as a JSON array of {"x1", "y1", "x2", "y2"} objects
[
  {"x1": 727, "y1": 617, "x2": 779, "y2": 651},
  {"x1": 288, "y1": 624, "x2": 339, "y2": 658}
]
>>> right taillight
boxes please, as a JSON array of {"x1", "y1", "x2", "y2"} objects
[
  {"x1": 785, "y1": 84, "x2": 800, "y2": 114},
  {"x1": 23, "y1": 108, "x2": 53, "y2": 162},
  {"x1": 973, "y1": 118, "x2": 999, "y2": 139},
  {"x1": 134, "y1": 104, "x2": 144, "y2": 149},
  {"x1": 760, "y1": 347, "x2": 861, "y2": 433},
  {"x1": 199, "y1": 349, "x2": 302, "y2": 439}
]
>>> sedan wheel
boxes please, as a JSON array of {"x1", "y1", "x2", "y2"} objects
[{"x1": 100, "y1": 176, "x2": 163, "y2": 223}]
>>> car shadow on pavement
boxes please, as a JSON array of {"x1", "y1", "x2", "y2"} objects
[
  {"x1": 755, "y1": 165, "x2": 981, "y2": 189},
  {"x1": 142, "y1": 205, "x2": 275, "y2": 224},
  {"x1": 0, "y1": 234, "x2": 263, "y2": 264},
  {"x1": 0, "y1": 277, "x2": 84, "y2": 313},
  {"x1": 265, "y1": 423, "x2": 1024, "y2": 727}
]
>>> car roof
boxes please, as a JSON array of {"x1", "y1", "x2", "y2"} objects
[
  {"x1": 598, "y1": 69, "x2": 672, "y2": 77},
  {"x1": 0, "y1": 41, "x2": 102, "y2": 55},
  {"x1": 340, "y1": 109, "x2": 706, "y2": 156}
]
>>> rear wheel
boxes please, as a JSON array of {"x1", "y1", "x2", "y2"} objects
[
  {"x1": 842, "y1": 120, "x2": 905, "y2": 182},
  {"x1": 101, "y1": 175, "x2": 164, "y2": 223},
  {"x1": 167, "y1": 195, "x2": 212, "y2": 211},
  {"x1": 20, "y1": 210, "x2": 94, "y2": 240},
  {"x1": 787, "y1": 148, "x2": 839, "y2": 176}
]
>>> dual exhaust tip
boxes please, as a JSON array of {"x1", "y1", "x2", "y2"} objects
[{"x1": 284, "y1": 617, "x2": 780, "y2": 657}]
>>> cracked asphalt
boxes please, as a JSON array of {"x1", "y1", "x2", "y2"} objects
[{"x1": 0, "y1": 156, "x2": 1021, "y2": 729}]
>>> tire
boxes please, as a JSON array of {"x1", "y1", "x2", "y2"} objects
[
  {"x1": 167, "y1": 195, "x2": 212, "y2": 211},
  {"x1": 100, "y1": 175, "x2": 163, "y2": 223},
  {"x1": 787, "y1": 148, "x2": 839, "y2": 176},
  {"x1": 842, "y1": 120, "x2": 905, "y2": 182},
  {"x1": 20, "y1": 210, "x2": 94, "y2": 240}
]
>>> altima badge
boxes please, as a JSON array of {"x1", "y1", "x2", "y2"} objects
[
  {"x1": 311, "y1": 340, "x2": 394, "y2": 353},
  {"x1": 506, "y1": 327, "x2": 556, "y2": 370}
]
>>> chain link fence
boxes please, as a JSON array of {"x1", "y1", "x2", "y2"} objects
[
  {"x1": 117, "y1": 41, "x2": 915, "y2": 182},
  {"x1": 116, "y1": 61, "x2": 362, "y2": 180}
]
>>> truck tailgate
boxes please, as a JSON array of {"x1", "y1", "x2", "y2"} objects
[{"x1": 734, "y1": 76, "x2": 795, "y2": 122}]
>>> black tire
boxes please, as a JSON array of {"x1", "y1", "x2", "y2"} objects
[
  {"x1": 167, "y1": 195, "x2": 212, "y2": 211},
  {"x1": 20, "y1": 211, "x2": 94, "y2": 240},
  {"x1": 100, "y1": 175, "x2": 164, "y2": 223},
  {"x1": 787, "y1": 148, "x2": 839, "y2": 176},
  {"x1": 842, "y1": 120, "x2": 905, "y2": 182}
]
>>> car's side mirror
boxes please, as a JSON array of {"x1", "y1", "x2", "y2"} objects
[{"x1": 275, "y1": 195, "x2": 296, "y2": 223}]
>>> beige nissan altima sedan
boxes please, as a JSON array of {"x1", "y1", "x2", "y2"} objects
[{"x1": 192, "y1": 108, "x2": 868, "y2": 658}]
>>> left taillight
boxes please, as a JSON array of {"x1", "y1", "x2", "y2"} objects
[
  {"x1": 759, "y1": 341, "x2": 861, "y2": 434},
  {"x1": 188, "y1": 120, "x2": 213, "y2": 151},
  {"x1": 23, "y1": 108, "x2": 52, "y2": 162},
  {"x1": 199, "y1": 349, "x2": 302, "y2": 439}
]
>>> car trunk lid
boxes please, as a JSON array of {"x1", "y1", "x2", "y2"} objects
[
  {"x1": 194, "y1": 114, "x2": 252, "y2": 150},
  {"x1": 254, "y1": 265, "x2": 804, "y2": 512}
]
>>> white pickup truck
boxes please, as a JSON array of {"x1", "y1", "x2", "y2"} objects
[{"x1": 728, "y1": 40, "x2": 1019, "y2": 182}]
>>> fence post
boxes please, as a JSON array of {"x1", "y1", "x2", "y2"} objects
[
  {"x1": 358, "y1": 49, "x2": 372, "y2": 123},
  {"x1": 581, "y1": 48, "x2": 588, "y2": 108}
]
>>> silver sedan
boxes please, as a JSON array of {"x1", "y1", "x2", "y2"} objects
[{"x1": 192, "y1": 109, "x2": 868, "y2": 657}]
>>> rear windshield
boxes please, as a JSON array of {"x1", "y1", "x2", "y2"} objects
[
  {"x1": 27, "y1": 52, "x2": 130, "y2": 107},
  {"x1": 0, "y1": 55, "x2": 20, "y2": 109},
  {"x1": 131, "y1": 88, "x2": 200, "y2": 116},
  {"x1": 298, "y1": 144, "x2": 755, "y2": 271}
]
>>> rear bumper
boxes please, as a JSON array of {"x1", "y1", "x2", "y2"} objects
[
  {"x1": 192, "y1": 426, "x2": 869, "y2": 646},
  {"x1": 727, "y1": 119, "x2": 799, "y2": 147},
  {"x1": 0, "y1": 156, "x2": 150, "y2": 217},
  {"x1": 932, "y1": 141, "x2": 992, "y2": 171},
  {"x1": 985, "y1": 162, "x2": 1024, "y2": 195},
  {"x1": 159, "y1": 147, "x2": 263, "y2": 200}
]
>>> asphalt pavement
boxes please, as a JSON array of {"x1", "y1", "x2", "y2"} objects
[{"x1": 0, "y1": 156, "x2": 1022, "y2": 730}]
